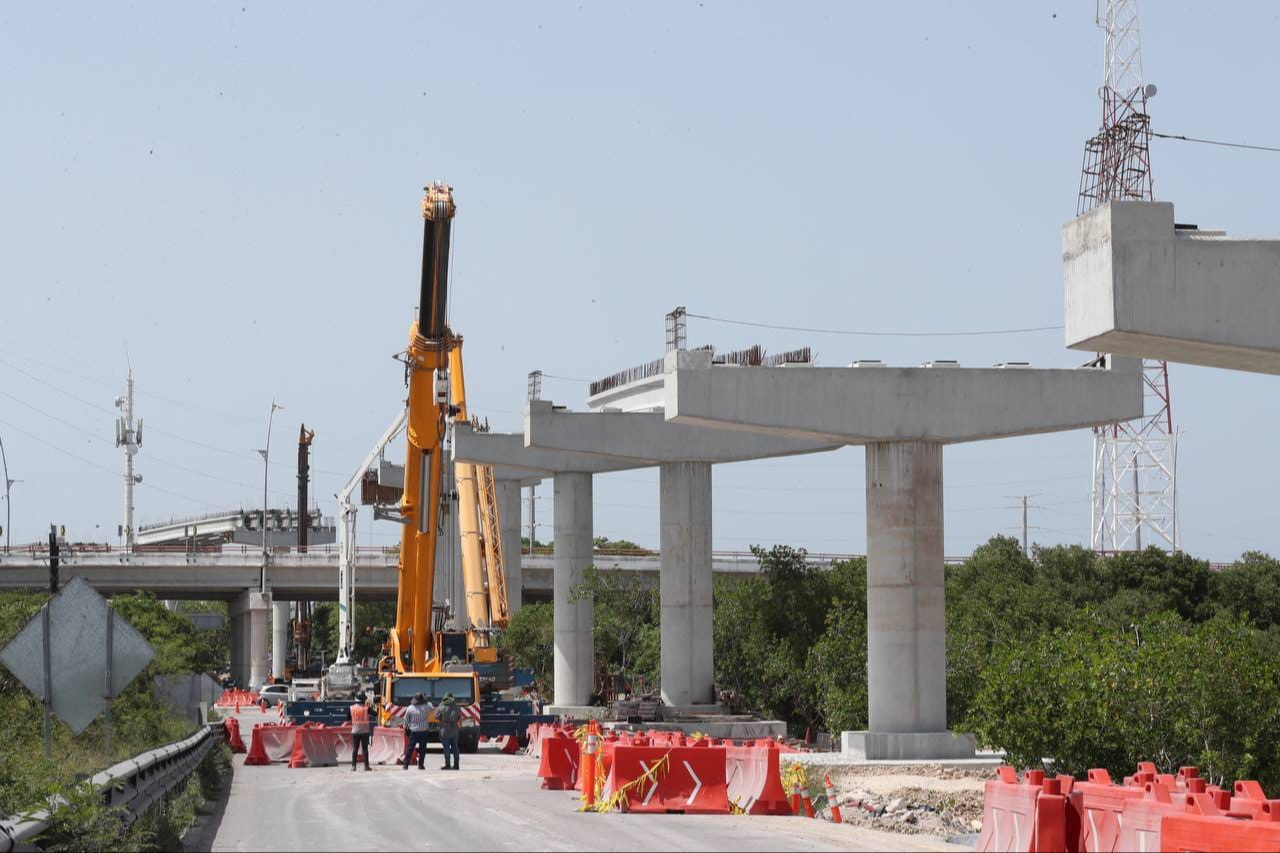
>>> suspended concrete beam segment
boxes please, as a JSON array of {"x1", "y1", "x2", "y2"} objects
[
  {"x1": 661, "y1": 350, "x2": 1141, "y2": 761},
  {"x1": 453, "y1": 425, "x2": 653, "y2": 711},
  {"x1": 1064, "y1": 201, "x2": 1280, "y2": 374},
  {"x1": 525, "y1": 398, "x2": 839, "y2": 707}
]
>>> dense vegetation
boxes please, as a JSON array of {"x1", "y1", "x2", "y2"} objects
[
  {"x1": 0, "y1": 591, "x2": 228, "y2": 849},
  {"x1": 502, "y1": 537, "x2": 1280, "y2": 788}
]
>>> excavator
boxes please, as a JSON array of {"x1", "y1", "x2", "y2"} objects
[{"x1": 371, "y1": 182, "x2": 511, "y2": 752}]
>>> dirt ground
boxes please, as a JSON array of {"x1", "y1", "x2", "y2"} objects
[{"x1": 797, "y1": 763, "x2": 992, "y2": 840}]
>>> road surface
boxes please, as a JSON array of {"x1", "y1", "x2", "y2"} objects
[{"x1": 193, "y1": 721, "x2": 969, "y2": 852}]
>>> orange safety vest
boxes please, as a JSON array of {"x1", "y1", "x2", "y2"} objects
[{"x1": 350, "y1": 704, "x2": 370, "y2": 733}]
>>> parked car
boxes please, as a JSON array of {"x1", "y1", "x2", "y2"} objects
[{"x1": 258, "y1": 683, "x2": 290, "y2": 707}]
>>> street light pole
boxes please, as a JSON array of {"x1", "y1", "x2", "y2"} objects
[
  {"x1": 0, "y1": 430, "x2": 12, "y2": 554},
  {"x1": 258, "y1": 401, "x2": 282, "y2": 593}
]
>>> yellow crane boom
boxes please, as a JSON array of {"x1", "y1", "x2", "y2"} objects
[{"x1": 388, "y1": 182, "x2": 456, "y2": 675}]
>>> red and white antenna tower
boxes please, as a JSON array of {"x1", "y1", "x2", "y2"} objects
[{"x1": 1078, "y1": 0, "x2": 1179, "y2": 553}]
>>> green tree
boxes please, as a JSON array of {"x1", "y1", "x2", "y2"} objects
[
  {"x1": 713, "y1": 546, "x2": 833, "y2": 735},
  {"x1": 570, "y1": 565, "x2": 660, "y2": 698},
  {"x1": 965, "y1": 612, "x2": 1280, "y2": 789},
  {"x1": 808, "y1": 557, "x2": 869, "y2": 733},
  {"x1": 499, "y1": 603, "x2": 554, "y2": 698},
  {"x1": 1211, "y1": 551, "x2": 1280, "y2": 629}
]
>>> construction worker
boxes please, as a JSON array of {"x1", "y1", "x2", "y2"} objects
[
  {"x1": 437, "y1": 692, "x2": 462, "y2": 771},
  {"x1": 348, "y1": 692, "x2": 372, "y2": 772},
  {"x1": 401, "y1": 693, "x2": 430, "y2": 770}
]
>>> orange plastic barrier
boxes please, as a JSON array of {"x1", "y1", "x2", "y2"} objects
[
  {"x1": 243, "y1": 724, "x2": 273, "y2": 766},
  {"x1": 725, "y1": 742, "x2": 791, "y2": 816},
  {"x1": 977, "y1": 768, "x2": 1083, "y2": 852},
  {"x1": 224, "y1": 716, "x2": 246, "y2": 754},
  {"x1": 288, "y1": 724, "x2": 339, "y2": 768},
  {"x1": 215, "y1": 689, "x2": 260, "y2": 708},
  {"x1": 1162, "y1": 801, "x2": 1280, "y2": 852},
  {"x1": 604, "y1": 745, "x2": 729, "y2": 815},
  {"x1": 537, "y1": 735, "x2": 580, "y2": 790},
  {"x1": 1113, "y1": 784, "x2": 1186, "y2": 852},
  {"x1": 370, "y1": 726, "x2": 407, "y2": 766}
]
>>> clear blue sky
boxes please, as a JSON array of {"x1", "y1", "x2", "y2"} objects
[{"x1": 2, "y1": 2, "x2": 1278, "y2": 561}]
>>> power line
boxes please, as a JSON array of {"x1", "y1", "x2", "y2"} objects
[
  {"x1": 0, "y1": 416, "x2": 206, "y2": 507},
  {"x1": 685, "y1": 312, "x2": 1063, "y2": 338},
  {"x1": 0, "y1": 357, "x2": 350, "y2": 476},
  {"x1": 1153, "y1": 131, "x2": 1280, "y2": 154}
]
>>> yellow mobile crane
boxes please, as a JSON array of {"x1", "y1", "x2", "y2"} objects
[{"x1": 376, "y1": 182, "x2": 485, "y2": 749}]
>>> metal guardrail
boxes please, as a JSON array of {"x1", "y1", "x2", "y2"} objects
[{"x1": 0, "y1": 720, "x2": 225, "y2": 853}]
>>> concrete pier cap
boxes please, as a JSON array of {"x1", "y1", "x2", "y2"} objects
[
  {"x1": 524, "y1": 395, "x2": 840, "y2": 709},
  {"x1": 660, "y1": 347, "x2": 1142, "y2": 761},
  {"x1": 1064, "y1": 200, "x2": 1280, "y2": 374}
]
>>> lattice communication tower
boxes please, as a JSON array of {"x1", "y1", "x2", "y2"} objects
[{"x1": 1078, "y1": 0, "x2": 1179, "y2": 553}]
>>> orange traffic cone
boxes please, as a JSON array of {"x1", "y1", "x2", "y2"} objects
[{"x1": 823, "y1": 774, "x2": 842, "y2": 823}]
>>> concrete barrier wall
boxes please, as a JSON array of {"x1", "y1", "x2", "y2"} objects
[{"x1": 155, "y1": 673, "x2": 223, "y2": 726}]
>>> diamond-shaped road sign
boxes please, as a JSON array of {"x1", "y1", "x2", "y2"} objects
[{"x1": 0, "y1": 576, "x2": 154, "y2": 734}]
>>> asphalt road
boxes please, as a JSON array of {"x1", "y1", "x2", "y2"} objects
[{"x1": 192, "y1": 724, "x2": 968, "y2": 853}]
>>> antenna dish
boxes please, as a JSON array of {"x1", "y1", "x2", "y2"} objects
[{"x1": 1144, "y1": 83, "x2": 1157, "y2": 98}]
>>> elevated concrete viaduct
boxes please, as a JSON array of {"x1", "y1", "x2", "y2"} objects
[{"x1": 659, "y1": 348, "x2": 1142, "y2": 760}]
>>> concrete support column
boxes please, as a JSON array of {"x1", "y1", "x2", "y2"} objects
[
  {"x1": 272, "y1": 599, "x2": 290, "y2": 680},
  {"x1": 231, "y1": 590, "x2": 271, "y2": 690},
  {"x1": 495, "y1": 478, "x2": 523, "y2": 615},
  {"x1": 865, "y1": 441, "x2": 946, "y2": 733},
  {"x1": 230, "y1": 608, "x2": 246, "y2": 687},
  {"x1": 659, "y1": 461, "x2": 714, "y2": 707},
  {"x1": 553, "y1": 472, "x2": 593, "y2": 706}
]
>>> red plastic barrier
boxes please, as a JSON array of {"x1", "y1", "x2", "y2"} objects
[
  {"x1": 725, "y1": 742, "x2": 791, "y2": 816},
  {"x1": 604, "y1": 745, "x2": 729, "y2": 815},
  {"x1": 224, "y1": 717, "x2": 246, "y2": 754},
  {"x1": 1076, "y1": 768, "x2": 1151, "y2": 852},
  {"x1": 977, "y1": 768, "x2": 1083, "y2": 852},
  {"x1": 214, "y1": 689, "x2": 261, "y2": 708},
  {"x1": 289, "y1": 724, "x2": 339, "y2": 768},
  {"x1": 537, "y1": 735, "x2": 580, "y2": 790},
  {"x1": 1112, "y1": 784, "x2": 1185, "y2": 852},
  {"x1": 490, "y1": 735, "x2": 520, "y2": 754},
  {"x1": 243, "y1": 724, "x2": 273, "y2": 766},
  {"x1": 1162, "y1": 800, "x2": 1280, "y2": 852},
  {"x1": 369, "y1": 726, "x2": 406, "y2": 766}
]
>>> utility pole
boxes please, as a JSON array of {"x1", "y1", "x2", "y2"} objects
[
  {"x1": 48, "y1": 524, "x2": 59, "y2": 594},
  {"x1": 1022, "y1": 495, "x2": 1029, "y2": 557},
  {"x1": 114, "y1": 371, "x2": 143, "y2": 549},
  {"x1": 0, "y1": 429, "x2": 15, "y2": 554},
  {"x1": 258, "y1": 401, "x2": 283, "y2": 593},
  {"x1": 526, "y1": 371, "x2": 542, "y2": 555},
  {"x1": 297, "y1": 424, "x2": 314, "y2": 553}
]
